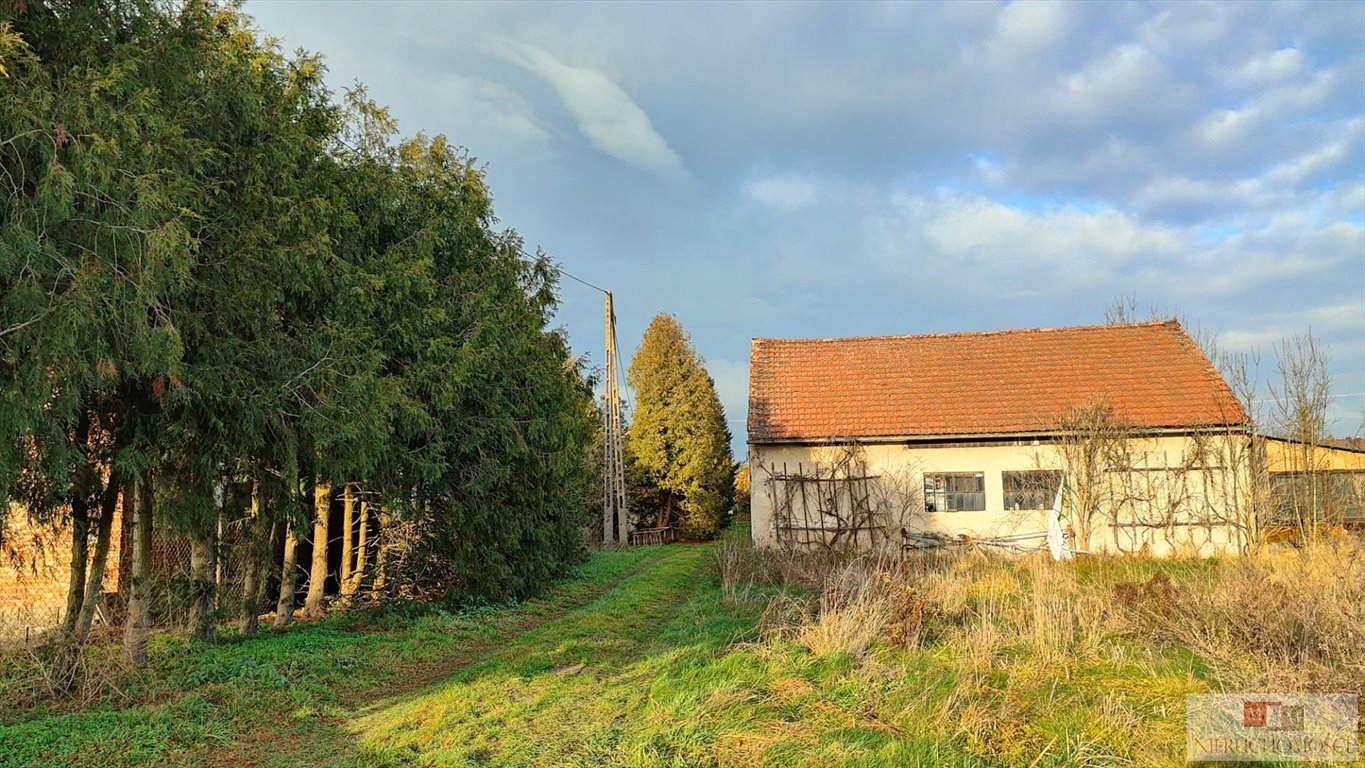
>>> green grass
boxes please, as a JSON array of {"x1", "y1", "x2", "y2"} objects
[
  {"x1": 0, "y1": 545, "x2": 663, "y2": 767},
  {"x1": 2, "y1": 529, "x2": 1349, "y2": 767}
]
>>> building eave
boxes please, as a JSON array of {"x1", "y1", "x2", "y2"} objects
[{"x1": 748, "y1": 423, "x2": 1252, "y2": 447}]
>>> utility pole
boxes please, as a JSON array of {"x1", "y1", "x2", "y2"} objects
[{"x1": 603, "y1": 292, "x2": 630, "y2": 544}]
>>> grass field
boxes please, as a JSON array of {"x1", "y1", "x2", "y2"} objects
[{"x1": 1, "y1": 525, "x2": 1360, "y2": 767}]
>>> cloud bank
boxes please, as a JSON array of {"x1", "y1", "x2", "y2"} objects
[{"x1": 246, "y1": 1, "x2": 1365, "y2": 443}]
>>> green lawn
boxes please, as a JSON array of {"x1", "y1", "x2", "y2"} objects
[{"x1": 1, "y1": 529, "x2": 1346, "y2": 767}]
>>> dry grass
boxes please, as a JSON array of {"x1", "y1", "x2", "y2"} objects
[
  {"x1": 1116, "y1": 536, "x2": 1365, "y2": 691},
  {"x1": 717, "y1": 532, "x2": 1364, "y2": 765},
  {"x1": 0, "y1": 623, "x2": 138, "y2": 711},
  {"x1": 728, "y1": 535, "x2": 1364, "y2": 691}
]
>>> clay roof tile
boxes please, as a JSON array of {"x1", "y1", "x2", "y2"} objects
[{"x1": 747, "y1": 321, "x2": 1246, "y2": 442}]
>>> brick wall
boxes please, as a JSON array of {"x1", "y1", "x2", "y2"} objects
[{"x1": 0, "y1": 501, "x2": 125, "y2": 645}]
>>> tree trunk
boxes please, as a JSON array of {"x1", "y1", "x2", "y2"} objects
[
  {"x1": 273, "y1": 521, "x2": 299, "y2": 630},
  {"x1": 661, "y1": 494, "x2": 673, "y2": 529},
  {"x1": 71, "y1": 477, "x2": 119, "y2": 646},
  {"x1": 238, "y1": 555, "x2": 259, "y2": 637},
  {"x1": 214, "y1": 491, "x2": 228, "y2": 618},
  {"x1": 340, "y1": 485, "x2": 354, "y2": 588},
  {"x1": 371, "y1": 504, "x2": 390, "y2": 598},
  {"x1": 255, "y1": 520, "x2": 277, "y2": 618},
  {"x1": 353, "y1": 500, "x2": 368, "y2": 584},
  {"x1": 51, "y1": 475, "x2": 120, "y2": 690},
  {"x1": 61, "y1": 509, "x2": 89, "y2": 637},
  {"x1": 187, "y1": 518, "x2": 217, "y2": 642},
  {"x1": 60, "y1": 411, "x2": 93, "y2": 636},
  {"x1": 238, "y1": 483, "x2": 264, "y2": 637},
  {"x1": 303, "y1": 484, "x2": 330, "y2": 618},
  {"x1": 121, "y1": 478, "x2": 152, "y2": 666},
  {"x1": 342, "y1": 497, "x2": 368, "y2": 600}
]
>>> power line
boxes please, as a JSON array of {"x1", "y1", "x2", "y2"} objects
[
  {"x1": 557, "y1": 267, "x2": 610, "y2": 295},
  {"x1": 516, "y1": 248, "x2": 632, "y2": 412},
  {"x1": 517, "y1": 248, "x2": 610, "y2": 295},
  {"x1": 1253, "y1": 392, "x2": 1365, "y2": 404}
]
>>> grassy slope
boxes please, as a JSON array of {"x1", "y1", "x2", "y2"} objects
[{"x1": 2, "y1": 529, "x2": 1334, "y2": 767}]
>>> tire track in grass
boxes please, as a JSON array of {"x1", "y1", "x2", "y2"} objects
[
  {"x1": 339, "y1": 543, "x2": 717, "y2": 766},
  {"x1": 194, "y1": 545, "x2": 695, "y2": 768}
]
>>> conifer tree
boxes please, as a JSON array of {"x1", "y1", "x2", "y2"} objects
[
  {"x1": 734, "y1": 463, "x2": 751, "y2": 518},
  {"x1": 1, "y1": 1, "x2": 601, "y2": 672},
  {"x1": 626, "y1": 314, "x2": 734, "y2": 539}
]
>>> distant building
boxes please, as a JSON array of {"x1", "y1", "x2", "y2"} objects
[{"x1": 1264, "y1": 435, "x2": 1365, "y2": 527}]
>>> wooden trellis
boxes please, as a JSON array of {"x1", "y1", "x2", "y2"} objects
[{"x1": 763, "y1": 459, "x2": 884, "y2": 549}]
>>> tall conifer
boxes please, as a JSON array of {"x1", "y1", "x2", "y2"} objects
[{"x1": 626, "y1": 314, "x2": 734, "y2": 539}]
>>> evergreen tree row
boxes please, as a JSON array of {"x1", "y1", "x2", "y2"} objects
[{"x1": 0, "y1": 0, "x2": 599, "y2": 673}]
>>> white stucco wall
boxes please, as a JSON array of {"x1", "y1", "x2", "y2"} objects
[{"x1": 749, "y1": 435, "x2": 1251, "y2": 557}]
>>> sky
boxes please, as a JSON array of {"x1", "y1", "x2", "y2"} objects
[{"x1": 246, "y1": 0, "x2": 1365, "y2": 454}]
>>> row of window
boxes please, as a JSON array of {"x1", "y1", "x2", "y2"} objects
[{"x1": 924, "y1": 470, "x2": 1062, "y2": 513}]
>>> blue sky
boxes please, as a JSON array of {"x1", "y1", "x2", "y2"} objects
[{"x1": 247, "y1": 1, "x2": 1365, "y2": 452}]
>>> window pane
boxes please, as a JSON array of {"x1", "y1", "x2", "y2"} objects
[
  {"x1": 1002, "y1": 470, "x2": 1061, "y2": 510},
  {"x1": 925, "y1": 473, "x2": 986, "y2": 512}
]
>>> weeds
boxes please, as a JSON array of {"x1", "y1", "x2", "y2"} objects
[
  {"x1": 730, "y1": 533, "x2": 1363, "y2": 692},
  {"x1": 1116, "y1": 536, "x2": 1365, "y2": 691},
  {"x1": 718, "y1": 530, "x2": 1364, "y2": 766}
]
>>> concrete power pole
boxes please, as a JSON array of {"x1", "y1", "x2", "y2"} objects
[{"x1": 602, "y1": 292, "x2": 630, "y2": 545}]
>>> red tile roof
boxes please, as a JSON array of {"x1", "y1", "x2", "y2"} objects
[{"x1": 748, "y1": 321, "x2": 1247, "y2": 442}]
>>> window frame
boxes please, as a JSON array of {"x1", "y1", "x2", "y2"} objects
[
  {"x1": 924, "y1": 472, "x2": 986, "y2": 513},
  {"x1": 1002, "y1": 470, "x2": 1063, "y2": 511}
]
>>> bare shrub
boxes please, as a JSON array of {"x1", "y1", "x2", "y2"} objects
[
  {"x1": 725, "y1": 543, "x2": 920, "y2": 657},
  {"x1": 0, "y1": 621, "x2": 139, "y2": 712},
  {"x1": 1116, "y1": 536, "x2": 1365, "y2": 691}
]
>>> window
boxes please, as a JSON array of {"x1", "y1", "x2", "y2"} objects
[
  {"x1": 924, "y1": 473, "x2": 985, "y2": 512},
  {"x1": 1271, "y1": 471, "x2": 1365, "y2": 523},
  {"x1": 1331, "y1": 473, "x2": 1365, "y2": 520},
  {"x1": 1003, "y1": 470, "x2": 1062, "y2": 511}
]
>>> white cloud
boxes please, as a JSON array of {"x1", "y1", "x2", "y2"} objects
[
  {"x1": 1137, "y1": 5, "x2": 1237, "y2": 52},
  {"x1": 496, "y1": 39, "x2": 687, "y2": 180},
  {"x1": 853, "y1": 189, "x2": 1361, "y2": 302},
  {"x1": 1323, "y1": 182, "x2": 1365, "y2": 216},
  {"x1": 1195, "y1": 107, "x2": 1261, "y2": 148},
  {"x1": 900, "y1": 195, "x2": 1185, "y2": 276},
  {"x1": 1234, "y1": 47, "x2": 1305, "y2": 86},
  {"x1": 994, "y1": 0, "x2": 1073, "y2": 51},
  {"x1": 433, "y1": 73, "x2": 549, "y2": 145},
  {"x1": 741, "y1": 174, "x2": 823, "y2": 211},
  {"x1": 1253, "y1": 68, "x2": 1342, "y2": 115},
  {"x1": 1218, "y1": 302, "x2": 1365, "y2": 354},
  {"x1": 1263, "y1": 137, "x2": 1353, "y2": 187},
  {"x1": 1135, "y1": 174, "x2": 1267, "y2": 213},
  {"x1": 1053, "y1": 44, "x2": 1183, "y2": 125},
  {"x1": 970, "y1": 153, "x2": 1005, "y2": 185}
]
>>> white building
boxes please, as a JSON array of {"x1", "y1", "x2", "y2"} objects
[{"x1": 747, "y1": 321, "x2": 1256, "y2": 556}]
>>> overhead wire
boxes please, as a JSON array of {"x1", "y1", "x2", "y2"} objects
[{"x1": 524, "y1": 251, "x2": 634, "y2": 414}]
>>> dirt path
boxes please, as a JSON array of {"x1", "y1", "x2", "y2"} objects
[{"x1": 196, "y1": 544, "x2": 705, "y2": 768}]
